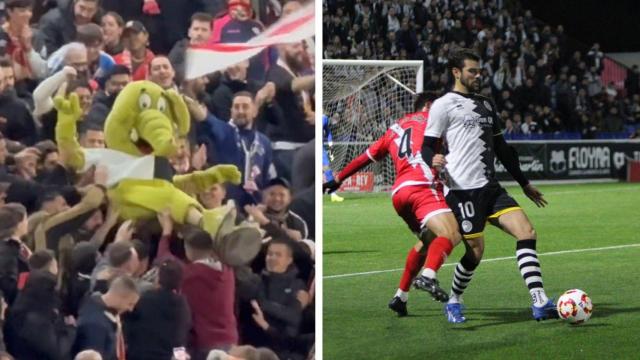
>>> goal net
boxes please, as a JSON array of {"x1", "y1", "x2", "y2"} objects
[{"x1": 323, "y1": 60, "x2": 424, "y2": 192}]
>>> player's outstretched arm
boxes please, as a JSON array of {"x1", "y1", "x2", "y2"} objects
[
  {"x1": 322, "y1": 152, "x2": 374, "y2": 194},
  {"x1": 494, "y1": 134, "x2": 548, "y2": 207}
]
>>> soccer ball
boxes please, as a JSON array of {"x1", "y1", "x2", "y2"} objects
[{"x1": 557, "y1": 289, "x2": 593, "y2": 324}]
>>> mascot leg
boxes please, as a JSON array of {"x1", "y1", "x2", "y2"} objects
[
  {"x1": 112, "y1": 179, "x2": 262, "y2": 266},
  {"x1": 111, "y1": 179, "x2": 201, "y2": 223}
]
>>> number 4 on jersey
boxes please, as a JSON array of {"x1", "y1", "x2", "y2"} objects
[{"x1": 397, "y1": 128, "x2": 412, "y2": 158}]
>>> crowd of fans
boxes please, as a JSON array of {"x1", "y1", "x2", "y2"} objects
[
  {"x1": 0, "y1": 0, "x2": 315, "y2": 359},
  {"x1": 323, "y1": 0, "x2": 640, "y2": 139}
]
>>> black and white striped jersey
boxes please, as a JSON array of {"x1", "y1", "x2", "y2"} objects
[{"x1": 424, "y1": 91, "x2": 503, "y2": 190}]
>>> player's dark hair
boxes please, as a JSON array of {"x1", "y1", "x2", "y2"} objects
[
  {"x1": 447, "y1": 47, "x2": 480, "y2": 73},
  {"x1": 0, "y1": 59, "x2": 12, "y2": 69},
  {"x1": 414, "y1": 91, "x2": 439, "y2": 112}
]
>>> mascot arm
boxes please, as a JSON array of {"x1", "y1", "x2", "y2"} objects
[
  {"x1": 54, "y1": 93, "x2": 86, "y2": 170},
  {"x1": 34, "y1": 185, "x2": 106, "y2": 252},
  {"x1": 173, "y1": 164, "x2": 242, "y2": 195}
]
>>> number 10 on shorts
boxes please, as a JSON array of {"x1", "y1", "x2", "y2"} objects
[{"x1": 458, "y1": 201, "x2": 475, "y2": 219}]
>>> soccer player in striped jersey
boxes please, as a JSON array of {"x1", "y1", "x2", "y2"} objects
[
  {"x1": 422, "y1": 48, "x2": 557, "y2": 323},
  {"x1": 324, "y1": 92, "x2": 462, "y2": 315}
]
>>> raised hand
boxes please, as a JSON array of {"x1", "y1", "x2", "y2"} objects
[{"x1": 156, "y1": 209, "x2": 174, "y2": 236}]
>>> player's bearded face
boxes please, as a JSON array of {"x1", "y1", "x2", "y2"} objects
[{"x1": 460, "y1": 60, "x2": 482, "y2": 93}]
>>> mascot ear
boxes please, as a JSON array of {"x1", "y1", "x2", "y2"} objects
[{"x1": 164, "y1": 89, "x2": 191, "y2": 136}]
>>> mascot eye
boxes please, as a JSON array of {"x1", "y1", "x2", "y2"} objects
[
  {"x1": 157, "y1": 97, "x2": 168, "y2": 112},
  {"x1": 138, "y1": 93, "x2": 152, "y2": 110}
]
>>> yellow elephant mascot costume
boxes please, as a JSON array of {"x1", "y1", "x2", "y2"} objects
[{"x1": 54, "y1": 80, "x2": 261, "y2": 266}]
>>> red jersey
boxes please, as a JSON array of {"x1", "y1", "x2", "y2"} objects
[{"x1": 337, "y1": 111, "x2": 441, "y2": 195}]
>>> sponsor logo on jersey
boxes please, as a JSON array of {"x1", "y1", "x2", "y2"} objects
[{"x1": 462, "y1": 115, "x2": 494, "y2": 129}]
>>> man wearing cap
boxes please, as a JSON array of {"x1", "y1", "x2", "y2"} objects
[
  {"x1": 113, "y1": 20, "x2": 154, "y2": 81},
  {"x1": 194, "y1": 91, "x2": 276, "y2": 207},
  {"x1": 244, "y1": 177, "x2": 308, "y2": 242},
  {"x1": 39, "y1": 0, "x2": 101, "y2": 54}
]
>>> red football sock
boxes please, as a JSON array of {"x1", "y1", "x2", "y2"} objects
[
  {"x1": 424, "y1": 236, "x2": 454, "y2": 272},
  {"x1": 399, "y1": 247, "x2": 426, "y2": 292}
]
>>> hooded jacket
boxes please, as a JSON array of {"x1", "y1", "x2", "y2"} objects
[
  {"x1": 182, "y1": 257, "x2": 238, "y2": 349},
  {"x1": 4, "y1": 271, "x2": 71, "y2": 360}
]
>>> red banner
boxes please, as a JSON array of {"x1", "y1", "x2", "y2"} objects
[
  {"x1": 339, "y1": 172, "x2": 374, "y2": 192},
  {"x1": 627, "y1": 160, "x2": 640, "y2": 182}
]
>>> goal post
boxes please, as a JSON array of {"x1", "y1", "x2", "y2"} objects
[{"x1": 322, "y1": 60, "x2": 424, "y2": 192}]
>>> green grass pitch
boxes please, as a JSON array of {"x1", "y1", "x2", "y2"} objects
[{"x1": 323, "y1": 182, "x2": 640, "y2": 359}]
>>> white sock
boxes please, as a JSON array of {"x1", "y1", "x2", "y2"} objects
[
  {"x1": 395, "y1": 289, "x2": 409, "y2": 302},
  {"x1": 530, "y1": 288, "x2": 549, "y2": 307},
  {"x1": 421, "y1": 268, "x2": 436, "y2": 279},
  {"x1": 448, "y1": 293, "x2": 462, "y2": 304}
]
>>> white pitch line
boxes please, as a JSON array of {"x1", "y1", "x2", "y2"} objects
[{"x1": 324, "y1": 243, "x2": 640, "y2": 279}]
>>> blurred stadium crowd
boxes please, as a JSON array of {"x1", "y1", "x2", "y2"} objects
[
  {"x1": 0, "y1": 0, "x2": 315, "y2": 359},
  {"x1": 323, "y1": 0, "x2": 640, "y2": 139}
]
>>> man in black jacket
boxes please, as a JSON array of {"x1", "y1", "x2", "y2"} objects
[
  {"x1": 241, "y1": 239, "x2": 309, "y2": 360},
  {"x1": 39, "y1": 0, "x2": 102, "y2": 54},
  {"x1": 124, "y1": 259, "x2": 191, "y2": 359},
  {"x1": 265, "y1": 42, "x2": 314, "y2": 181},
  {"x1": 0, "y1": 67, "x2": 38, "y2": 146},
  {"x1": 85, "y1": 65, "x2": 131, "y2": 128}
]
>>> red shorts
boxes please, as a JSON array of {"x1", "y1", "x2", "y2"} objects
[{"x1": 392, "y1": 185, "x2": 451, "y2": 234}]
